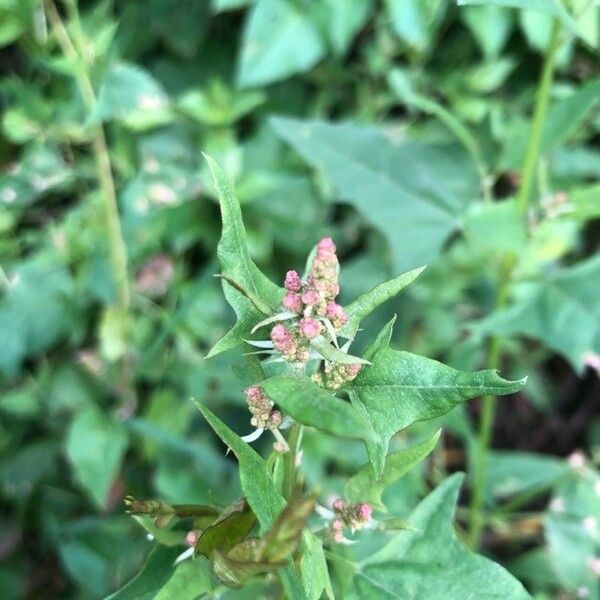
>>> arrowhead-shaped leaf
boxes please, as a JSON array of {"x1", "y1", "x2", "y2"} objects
[
  {"x1": 345, "y1": 429, "x2": 441, "y2": 510},
  {"x1": 340, "y1": 266, "x2": 425, "y2": 338},
  {"x1": 347, "y1": 473, "x2": 532, "y2": 599},
  {"x1": 348, "y1": 348, "x2": 526, "y2": 477},
  {"x1": 260, "y1": 375, "x2": 375, "y2": 441},
  {"x1": 203, "y1": 155, "x2": 283, "y2": 358},
  {"x1": 270, "y1": 117, "x2": 479, "y2": 271},
  {"x1": 193, "y1": 401, "x2": 284, "y2": 532}
]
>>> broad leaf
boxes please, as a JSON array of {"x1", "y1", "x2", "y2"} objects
[
  {"x1": 91, "y1": 63, "x2": 171, "y2": 130},
  {"x1": 238, "y1": 0, "x2": 325, "y2": 87},
  {"x1": 270, "y1": 117, "x2": 480, "y2": 271},
  {"x1": 457, "y1": 0, "x2": 580, "y2": 40},
  {"x1": 66, "y1": 408, "x2": 128, "y2": 508},
  {"x1": 301, "y1": 531, "x2": 334, "y2": 600},
  {"x1": 340, "y1": 266, "x2": 425, "y2": 338},
  {"x1": 153, "y1": 558, "x2": 213, "y2": 600},
  {"x1": 477, "y1": 254, "x2": 600, "y2": 372},
  {"x1": 193, "y1": 401, "x2": 284, "y2": 532},
  {"x1": 347, "y1": 474, "x2": 532, "y2": 599},
  {"x1": 195, "y1": 498, "x2": 256, "y2": 558},
  {"x1": 348, "y1": 348, "x2": 526, "y2": 477},
  {"x1": 345, "y1": 429, "x2": 441, "y2": 510},
  {"x1": 104, "y1": 546, "x2": 181, "y2": 600},
  {"x1": 260, "y1": 375, "x2": 375, "y2": 441},
  {"x1": 204, "y1": 154, "x2": 283, "y2": 358}
]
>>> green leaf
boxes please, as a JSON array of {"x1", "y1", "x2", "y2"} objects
[
  {"x1": 261, "y1": 496, "x2": 315, "y2": 562},
  {"x1": 364, "y1": 316, "x2": 397, "y2": 362},
  {"x1": 104, "y1": 546, "x2": 181, "y2": 600},
  {"x1": 260, "y1": 375, "x2": 375, "y2": 441},
  {"x1": 347, "y1": 474, "x2": 532, "y2": 599},
  {"x1": 477, "y1": 254, "x2": 600, "y2": 372},
  {"x1": 545, "y1": 471, "x2": 600, "y2": 592},
  {"x1": 193, "y1": 401, "x2": 285, "y2": 532},
  {"x1": 340, "y1": 266, "x2": 425, "y2": 338},
  {"x1": 270, "y1": 117, "x2": 480, "y2": 271},
  {"x1": 310, "y1": 337, "x2": 370, "y2": 365},
  {"x1": 300, "y1": 531, "x2": 334, "y2": 600},
  {"x1": 91, "y1": 63, "x2": 171, "y2": 130},
  {"x1": 348, "y1": 348, "x2": 526, "y2": 477},
  {"x1": 485, "y1": 451, "x2": 570, "y2": 501},
  {"x1": 461, "y1": 5, "x2": 514, "y2": 58},
  {"x1": 195, "y1": 498, "x2": 256, "y2": 558},
  {"x1": 317, "y1": 0, "x2": 372, "y2": 57},
  {"x1": 154, "y1": 558, "x2": 213, "y2": 600},
  {"x1": 457, "y1": 0, "x2": 581, "y2": 40},
  {"x1": 204, "y1": 154, "x2": 283, "y2": 358},
  {"x1": 345, "y1": 429, "x2": 441, "y2": 510},
  {"x1": 385, "y1": 0, "x2": 446, "y2": 52},
  {"x1": 66, "y1": 408, "x2": 128, "y2": 508},
  {"x1": 238, "y1": 0, "x2": 326, "y2": 87}
]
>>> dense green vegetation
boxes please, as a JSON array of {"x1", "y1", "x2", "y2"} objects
[{"x1": 0, "y1": 0, "x2": 598, "y2": 598}]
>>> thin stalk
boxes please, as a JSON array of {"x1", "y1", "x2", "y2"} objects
[
  {"x1": 468, "y1": 259, "x2": 512, "y2": 550},
  {"x1": 45, "y1": 0, "x2": 130, "y2": 309},
  {"x1": 516, "y1": 18, "x2": 562, "y2": 215},
  {"x1": 282, "y1": 423, "x2": 303, "y2": 500}
]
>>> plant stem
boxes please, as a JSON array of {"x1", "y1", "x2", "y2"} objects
[
  {"x1": 468, "y1": 259, "x2": 512, "y2": 550},
  {"x1": 516, "y1": 18, "x2": 562, "y2": 215},
  {"x1": 282, "y1": 423, "x2": 303, "y2": 500},
  {"x1": 45, "y1": 0, "x2": 130, "y2": 309}
]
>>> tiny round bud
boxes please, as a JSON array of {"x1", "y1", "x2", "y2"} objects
[
  {"x1": 356, "y1": 503, "x2": 372, "y2": 522},
  {"x1": 301, "y1": 289, "x2": 320, "y2": 306},
  {"x1": 273, "y1": 440, "x2": 288, "y2": 453},
  {"x1": 332, "y1": 518, "x2": 343, "y2": 531},
  {"x1": 284, "y1": 270, "x2": 302, "y2": 292},
  {"x1": 317, "y1": 237, "x2": 336, "y2": 254},
  {"x1": 268, "y1": 410, "x2": 282, "y2": 428},
  {"x1": 299, "y1": 318, "x2": 321, "y2": 339},
  {"x1": 185, "y1": 530, "x2": 199, "y2": 547},
  {"x1": 283, "y1": 292, "x2": 303, "y2": 313},
  {"x1": 332, "y1": 498, "x2": 347, "y2": 512}
]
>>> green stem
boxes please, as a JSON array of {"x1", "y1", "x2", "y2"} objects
[
  {"x1": 468, "y1": 260, "x2": 512, "y2": 550},
  {"x1": 516, "y1": 18, "x2": 562, "y2": 215},
  {"x1": 282, "y1": 423, "x2": 303, "y2": 500},
  {"x1": 46, "y1": 0, "x2": 130, "y2": 309}
]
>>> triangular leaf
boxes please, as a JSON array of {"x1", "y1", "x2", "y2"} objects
[
  {"x1": 348, "y1": 348, "x2": 526, "y2": 477},
  {"x1": 260, "y1": 375, "x2": 375, "y2": 442},
  {"x1": 347, "y1": 473, "x2": 532, "y2": 599},
  {"x1": 204, "y1": 154, "x2": 284, "y2": 358},
  {"x1": 345, "y1": 429, "x2": 441, "y2": 510}
]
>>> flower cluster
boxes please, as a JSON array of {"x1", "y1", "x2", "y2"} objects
[
  {"x1": 329, "y1": 498, "x2": 373, "y2": 543},
  {"x1": 312, "y1": 361, "x2": 362, "y2": 390},
  {"x1": 271, "y1": 237, "x2": 348, "y2": 364},
  {"x1": 244, "y1": 386, "x2": 282, "y2": 430}
]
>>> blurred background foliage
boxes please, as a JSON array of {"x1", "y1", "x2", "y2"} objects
[{"x1": 0, "y1": 0, "x2": 598, "y2": 598}]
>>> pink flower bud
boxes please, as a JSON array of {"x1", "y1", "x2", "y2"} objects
[
  {"x1": 301, "y1": 289, "x2": 320, "y2": 306},
  {"x1": 332, "y1": 529, "x2": 344, "y2": 544},
  {"x1": 345, "y1": 364, "x2": 362, "y2": 378},
  {"x1": 185, "y1": 530, "x2": 199, "y2": 547},
  {"x1": 317, "y1": 237, "x2": 336, "y2": 255},
  {"x1": 332, "y1": 518, "x2": 343, "y2": 531},
  {"x1": 332, "y1": 498, "x2": 347, "y2": 512},
  {"x1": 268, "y1": 410, "x2": 282, "y2": 429},
  {"x1": 299, "y1": 318, "x2": 321, "y2": 339},
  {"x1": 356, "y1": 503, "x2": 372, "y2": 522},
  {"x1": 284, "y1": 270, "x2": 302, "y2": 292},
  {"x1": 283, "y1": 292, "x2": 303, "y2": 313},
  {"x1": 273, "y1": 441, "x2": 288, "y2": 453},
  {"x1": 245, "y1": 386, "x2": 262, "y2": 401},
  {"x1": 271, "y1": 324, "x2": 290, "y2": 343}
]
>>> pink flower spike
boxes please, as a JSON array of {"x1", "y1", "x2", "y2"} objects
[
  {"x1": 301, "y1": 289, "x2": 320, "y2": 306},
  {"x1": 185, "y1": 530, "x2": 199, "y2": 547},
  {"x1": 317, "y1": 237, "x2": 336, "y2": 254},
  {"x1": 299, "y1": 318, "x2": 321, "y2": 339},
  {"x1": 284, "y1": 270, "x2": 302, "y2": 292},
  {"x1": 283, "y1": 292, "x2": 303, "y2": 313}
]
